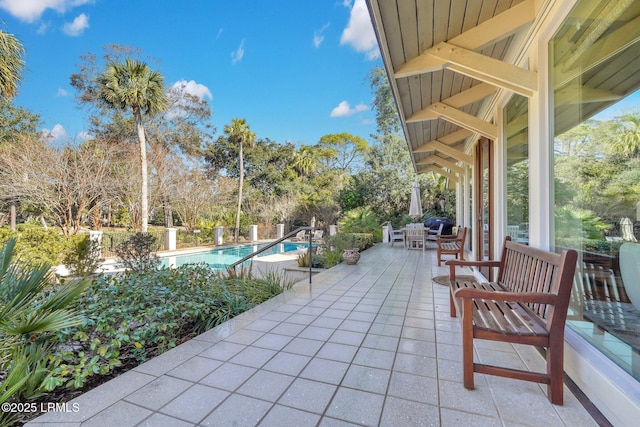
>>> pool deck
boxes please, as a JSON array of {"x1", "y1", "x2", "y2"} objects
[{"x1": 28, "y1": 244, "x2": 597, "y2": 426}]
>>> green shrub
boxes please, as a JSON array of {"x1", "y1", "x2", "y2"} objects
[
  {"x1": 0, "y1": 225, "x2": 68, "y2": 265},
  {"x1": 314, "y1": 232, "x2": 373, "y2": 268},
  {"x1": 338, "y1": 207, "x2": 380, "y2": 234},
  {"x1": 114, "y1": 232, "x2": 160, "y2": 272},
  {"x1": 43, "y1": 264, "x2": 291, "y2": 392},
  {"x1": 63, "y1": 234, "x2": 104, "y2": 277}
]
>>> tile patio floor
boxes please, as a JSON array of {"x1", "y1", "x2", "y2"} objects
[{"x1": 27, "y1": 244, "x2": 597, "y2": 426}]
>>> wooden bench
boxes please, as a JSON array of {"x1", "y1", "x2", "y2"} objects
[
  {"x1": 436, "y1": 226, "x2": 467, "y2": 266},
  {"x1": 446, "y1": 237, "x2": 578, "y2": 405}
]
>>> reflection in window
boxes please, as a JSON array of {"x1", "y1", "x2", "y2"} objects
[
  {"x1": 505, "y1": 94, "x2": 529, "y2": 245},
  {"x1": 551, "y1": 0, "x2": 640, "y2": 380}
]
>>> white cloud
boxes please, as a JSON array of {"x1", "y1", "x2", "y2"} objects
[
  {"x1": 166, "y1": 80, "x2": 212, "y2": 119},
  {"x1": 170, "y1": 80, "x2": 212, "y2": 100},
  {"x1": 231, "y1": 39, "x2": 245, "y2": 64},
  {"x1": 36, "y1": 22, "x2": 50, "y2": 35},
  {"x1": 56, "y1": 88, "x2": 68, "y2": 97},
  {"x1": 313, "y1": 23, "x2": 330, "y2": 48},
  {"x1": 0, "y1": 0, "x2": 93, "y2": 23},
  {"x1": 62, "y1": 13, "x2": 89, "y2": 36},
  {"x1": 330, "y1": 100, "x2": 368, "y2": 118},
  {"x1": 216, "y1": 28, "x2": 223, "y2": 40},
  {"x1": 42, "y1": 124, "x2": 68, "y2": 141},
  {"x1": 76, "y1": 131, "x2": 92, "y2": 142},
  {"x1": 340, "y1": 0, "x2": 380, "y2": 60}
]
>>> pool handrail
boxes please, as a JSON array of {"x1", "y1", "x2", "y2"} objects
[{"x1": 229, "y1": 226, "x2": 316, "y2": 283}]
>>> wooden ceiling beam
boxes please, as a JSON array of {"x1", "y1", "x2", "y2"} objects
[
  {"x1": 395, "y1": 0, "x2": 535, "y2": 78},
  {"x1": 448, "y1": 0, "x2": 535, "y2": 51},
  {"x1": 396, "y1": 42, "x2": 537, "y2": 97},
  {"x1": 414, "y1": 140, "x2": 473, "y2": 165},
  {"x1": 438, "y1": 83, "x2": 497, "y2": 109},
  {"x1": 416, "y1": 155, "x2": 464, "y2": 176},
  {"x1": 408, "y1": 102, "x2": 498, "y2": 140},
  {"x1": 421, "y1": 165, "x2": 459, "y2": 182}
]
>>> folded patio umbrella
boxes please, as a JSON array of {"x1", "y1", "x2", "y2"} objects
[{"x1": 408, "y1": 182, "x2": 423, "y2": 221}]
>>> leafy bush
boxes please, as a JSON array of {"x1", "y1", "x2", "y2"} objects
[
  {"x1": 339, "y1": 207, "x2": 380, "y2": 235},
  {"x1": 114, "y1": 232, "x2": 160, "y2": 272},
  {"x1": 0, "y1": 225, "x2": 68, "y2": 265},
  {"x1": 314, "y1": 232, "x2": 373, "y2": 268},
  {"x1": 43, "y1": 264, "x2": 291, "y2": 392},
  {"x1": 63, "y1": 234, "x2": 104, "y2": 277}
]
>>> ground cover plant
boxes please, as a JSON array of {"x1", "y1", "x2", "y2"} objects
[
  {"x1": 0, "y1": 233, "x2": 294, "y2": 425},
  {"x1": 43, "y1": 265, "x2": 293, "y2": 393}
]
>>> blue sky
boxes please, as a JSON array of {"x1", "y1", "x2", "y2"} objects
[{"x1": 1, "y1": 0, "x2": 382, "y2": 146}]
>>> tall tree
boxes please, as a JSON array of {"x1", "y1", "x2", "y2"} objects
[
  {"x1": 223, "y1": 118, "x2": 255, "y2": 242},
  {"x1": 0, "y1": 30, "x2": 25, "y2": 103},
  {"x1": 96, "y1": 58, "x2": 168, "y2": 232},
  {"x1": 606, "y1": 113, "x2": 640, "y2": 158}
]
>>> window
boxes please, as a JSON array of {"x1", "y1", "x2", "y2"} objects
[
  {"x1": 551, "y1": 0, "x2": 640, "y2": 380},
  {"x1": 505, "y1": 94, "x2": 529, "y2": 245}
]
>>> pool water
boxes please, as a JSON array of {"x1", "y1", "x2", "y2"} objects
[{"x1": 159, "y1": 242, "x2": 309, "y2": 269}]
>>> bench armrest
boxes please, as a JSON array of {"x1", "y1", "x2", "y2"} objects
[
  {"x1": 437, "y1": 235, "x2": 461, "y2": 241},
  {"x1": 453, "y1": 288, "x2": 558, "y2": 305},
  {"x1": 446, "y1": 260, "x2": 501, "y2": 268}
]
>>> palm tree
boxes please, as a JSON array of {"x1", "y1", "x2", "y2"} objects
[
  {"x1": 224, "y1": 118, "x2": 255, "y2": 242},
  {"x1": 292, "y1": 145, "x2": 319, "y2": 178},
  {"x1": 607, "y1": 113, "x2": 640, "y2": 158},
  {"x1": 0, "y1": 238, "x2": 89, "y2": 407},
  {"x1": 0, "y1": 31, "x2": 26, "y2": 232},
  {"x1": 97, "y1": 58, "x2": 168, "y2": 232},
  {"x1": 0, "y1": 30, "x2": 25, "y2": 103}
]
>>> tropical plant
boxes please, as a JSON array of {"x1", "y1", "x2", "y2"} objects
[
  {"x1": 96, "y1": 58, "x2": 168, "y2": 232},
  {"x1": 0, "y1": 238, "x2": 89, "y2": 412},
  {"x1": 338, "y1": 206, "x2": 380, "y2": 235},
  {"x1": 0, "y1": 30, "x2": 25, "y2": 103},
  {"x1": 605, "y1": 113, "x2": 640, "y2": 158},
  {"x1": 223, "y1": 118, "x2": 256, "y2": 242}
]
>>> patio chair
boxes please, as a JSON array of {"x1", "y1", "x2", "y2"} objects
[
  {"x1": 290, "y1": 230, "x2": 307, "y2": 241},
  {"x1": 425, "y1": 223, "x2": 444, "y2": 247},
  {"x1": 406, "y1": 223, "x2": 426, "y2": 250},
  {"x1": 387, "y1": 223, "x2": 406, "y2": 248},
  {"x1": 311, "y1": 230, "x2": 324, "y2": 241},
  {"x1": 436, "y1": 226, "x2": 467, "y2": 266},
  {"x1": 507, "y1": 225, "x2": 520, "y2": 241}
]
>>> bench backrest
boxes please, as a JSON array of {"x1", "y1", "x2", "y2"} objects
[{"x1": 496, "y1": 238, "x2": 578, "y2": 327}]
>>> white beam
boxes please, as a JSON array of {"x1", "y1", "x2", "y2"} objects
[
  {"x1": 408, "y1": 102, "x2": 497, "y2": 140},
  {"x1": 449, "y1": 0, "x2": 535, "y2": 51},
  {"x1": 422, "y1": 165, "x2": 459, "y2": 182},
  {"x1": 414, "y1": 140, "x2": 473, "y2": 165}
]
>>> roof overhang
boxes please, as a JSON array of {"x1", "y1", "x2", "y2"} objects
[{"x1": 367, "y1": 0, "x2": 537, "y2": 179}]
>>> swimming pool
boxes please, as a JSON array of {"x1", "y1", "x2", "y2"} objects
[{"x1": 159, "y1": 242, "x2": 309, "y2": 269}]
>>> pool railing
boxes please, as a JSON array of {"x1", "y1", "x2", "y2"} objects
[{"x1": 229, "y1": 226, "x2": 316, "y2": 283}]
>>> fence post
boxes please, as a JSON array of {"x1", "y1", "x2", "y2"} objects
[
  {"x1": 165, "y1": 228, "x2": 177, "y2": 251},
  {"x1": 382, "y1": 225, "x2": 389, "y2": 243},
  {"x1": 214, "y1": 226, "x2": 224, "y2": 245}
]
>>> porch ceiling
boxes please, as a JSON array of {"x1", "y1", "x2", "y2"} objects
[
  {"x1": 367, "y1": 0, "x2": 640, "y2": 178},
  {"x1": 367, "y1": 0, "x2": 534, "y2": 179}
]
